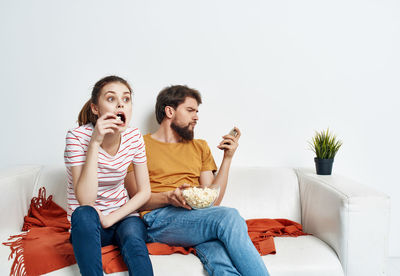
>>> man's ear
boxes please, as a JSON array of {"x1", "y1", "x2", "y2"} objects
[
  {"x1": 91, "y1": 103, "x2": 99, "y2": 116},
  {"x1": 165, "y1": 106, "x2": 175, "y2": 119}
]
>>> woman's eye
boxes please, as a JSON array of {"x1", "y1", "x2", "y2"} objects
[
  {"x1": 124, "y1": 97, "x2": 130, "y2": 102},
  {"x1": 107, "y1": 97, "x2": 113, "y2": 102}
]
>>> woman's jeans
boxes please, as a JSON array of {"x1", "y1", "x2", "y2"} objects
[
  {"x1": 70, "y1": 206, "x2": 153, "y2": 276},
  {"x1": 143, "y1": 206, "x2": 269, "y2": 276}
]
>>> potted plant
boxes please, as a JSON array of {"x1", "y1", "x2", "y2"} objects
[{"x1": 309, "y1": 129, "x2": 343, "y2": 175}]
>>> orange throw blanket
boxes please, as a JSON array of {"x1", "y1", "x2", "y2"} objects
[{"x1": 3, "y1": 188, "x2": 308, "y2": 275}]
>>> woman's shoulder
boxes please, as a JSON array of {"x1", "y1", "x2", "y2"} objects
[
  {"x1": 66, "y1": 123, "x2": 93, "y2": 139},
  {"x1": 122, "y1": 127, "x2": 145, "y2": 146},
  {"x1": 122, "y1": 126, "x2": 142, "y2": 137}
]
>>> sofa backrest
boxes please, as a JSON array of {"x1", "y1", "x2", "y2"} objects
[
  {"x1": 34, "y1": 166, "x2": 302, "y2": 224},
  {"x1": 33, "y1": 166, "x2": 69, "y2": 211},
  {"x1": 222, "y1": 167, "x2": 301, "y2": 223}
]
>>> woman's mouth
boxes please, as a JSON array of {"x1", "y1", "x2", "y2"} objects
[{"x1": 116, "y1": 113, "x2": 126, "y2": 124}]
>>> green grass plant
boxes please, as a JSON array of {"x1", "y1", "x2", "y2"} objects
[{"x1": 309, "y1": 129, "x2": 343, "y2": 159}]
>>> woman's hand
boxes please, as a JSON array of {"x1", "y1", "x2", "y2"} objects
[
  {"x1": 91, "y1": 113, "x2": 123, "y2": 145},
  {"x1": 217, "y1": 127, "x2": 241, "y2": 159},
  {"x1": 94, "y1": 207, "x2": 113, "y2": 228}
]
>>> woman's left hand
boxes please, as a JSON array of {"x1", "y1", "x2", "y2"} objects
[{"x1": 94, "y1": 207, "x2": 113, "y2": 228}]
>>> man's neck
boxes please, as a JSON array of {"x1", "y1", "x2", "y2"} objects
[{"x1": 152, "y1": 123, "x2": 183, "y2": 143}]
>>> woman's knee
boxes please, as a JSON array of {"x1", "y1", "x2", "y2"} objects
[
  {"x1": 71, "y1": 205, "x2": 100, "y2": 232},
  {"x1": 116, "y1": 217, "x2": 147, "y2": 243},
  {"x1": 120, "y1": 235, "x2": 149, "y2": 258}
]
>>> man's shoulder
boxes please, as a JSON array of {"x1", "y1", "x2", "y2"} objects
[
  {"x1": 143, "y1": 133, "x2": 152, "y2": 143},
  {"x1": 192, "y1": 138, "x2": 207, "y2": 145},
  {"x1": 143, "y1": 134, "x2": 210, "y2": 151},
  {"x1": 191, "y1": 139, "x2": 211, "y2": 150}
]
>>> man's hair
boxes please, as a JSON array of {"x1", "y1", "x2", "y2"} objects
[{"x1": 155, "y1": 85, "x2": 202, "y2": 124}]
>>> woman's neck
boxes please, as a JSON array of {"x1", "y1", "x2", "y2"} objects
[{"x1": 101, "y1": 132, "x2": 121, "y2": 156}]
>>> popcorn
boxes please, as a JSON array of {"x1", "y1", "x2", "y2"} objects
[{"x1": 182, "y1": 187, "x2": 219, "y2": 209}]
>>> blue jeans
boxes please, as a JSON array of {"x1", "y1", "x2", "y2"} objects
[
  {"x1": 143, "y1": 206, "x2": 269, "y2": 276},
  {"x1": 70, "y1": 206, "x2": 153, "y2": 276}
]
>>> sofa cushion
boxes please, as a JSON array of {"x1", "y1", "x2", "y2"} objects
[
  {"x1": 5, "y1": 235, "x2": 342, "y2": 276},
  {"x1": 223, "y1": 167, "x2": 301, "y2": 223},
  {"x1": 42, "y1": 252, "x2": 206, "y2": 276},
  {"x1": 263, "y1": 235, "x2": 343, "y2": 276}
]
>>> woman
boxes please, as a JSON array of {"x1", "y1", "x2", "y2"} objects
[{"x1": 64, "y1": 75, "x2": 153, "y2": 276}]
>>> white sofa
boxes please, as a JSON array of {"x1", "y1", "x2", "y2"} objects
[{"x1": 0, "y1": 165, "x2": 390, "y2": 276}]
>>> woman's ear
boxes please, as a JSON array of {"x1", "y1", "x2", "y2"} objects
[
  {"x1": 165, "y1": 106, "x2": 175, "y2": 119},
  {"x1": 91, "y1": 103, "x2": 99, "y2": 116}
]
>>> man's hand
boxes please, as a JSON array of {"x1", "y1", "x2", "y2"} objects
[
  {"x1": 217, "y1": 127, "x2": 241, "y2": 158},
  {"x1": 166, "y1": 184, "x2": 192, "y2": 210}
]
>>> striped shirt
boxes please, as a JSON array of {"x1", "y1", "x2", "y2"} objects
[{"x1": 64, "y1": 123, "x2": 146, "y2": 221}]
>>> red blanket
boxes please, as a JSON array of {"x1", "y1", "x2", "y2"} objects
[{"x1": 3, "y1": 188, "x2": 308, "y2": 275}]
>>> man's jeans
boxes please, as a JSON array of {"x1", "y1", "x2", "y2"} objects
[
  {"x1": 70, "y1": 206, "x2": 154, "y2": 276},
  {"x1": 143, "y1": 206, "x2": 270, "y2": 276}
]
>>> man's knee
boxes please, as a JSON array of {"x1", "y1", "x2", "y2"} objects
[
  {"x1": 71, "y1": 205, "x2": 99, "y2": 232},
  {"x1": 217, "y1": 207, "x2": 246, "y2": 229}
]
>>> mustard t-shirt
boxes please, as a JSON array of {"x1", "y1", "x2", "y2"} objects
[
  {"x1": 127, "y1": 134, "x2": 217, "y2": 193},
  {"x1": 143, "y1": 134, "x2": 217, "y2": 192}
]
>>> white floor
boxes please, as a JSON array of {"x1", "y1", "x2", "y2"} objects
[{"x1": 387, "y1": 257, "x2": 400, "y2": 276}]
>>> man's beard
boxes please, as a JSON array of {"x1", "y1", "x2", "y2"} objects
[{"x1": 171, "y1": 121, "x2": 194, "y2": 141}]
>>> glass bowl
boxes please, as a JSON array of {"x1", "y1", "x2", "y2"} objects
[{"x1": 182, "y1": 186, "x2": 220, "y2": 209}]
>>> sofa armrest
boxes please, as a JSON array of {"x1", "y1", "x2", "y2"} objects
[
  {"x1": 0, "y1": 165, "x2": 42, "y2": 240},
  {"x1": 296, "y1": 168, "x2": 390, "y2": 276}
]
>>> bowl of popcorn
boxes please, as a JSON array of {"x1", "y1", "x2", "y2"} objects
[{"x1": 182, "y1": 186, "x2": 220, "y2": 209}]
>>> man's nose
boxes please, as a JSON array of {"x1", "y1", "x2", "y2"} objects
[{"x1": 193, "y1": 113, "x2": 199, "y2": 120}]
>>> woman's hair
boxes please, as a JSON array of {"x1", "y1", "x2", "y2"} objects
[
  {"x1": 78, "y1": 75, "x2": 132, "y2": 126},
  {"x1": 155, "y1": 85, "x2": 202, "y2": 124}
]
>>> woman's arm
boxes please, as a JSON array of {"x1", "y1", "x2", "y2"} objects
[
  {"x1": 72, "y1": 141, "x2": 100, "y2": 205},
  {"x1": 72, "y1": 113, "x2": 120, "y2": 205},
  {"x1": 99, "y1": 163, "x2": 151, "y2": 228}
]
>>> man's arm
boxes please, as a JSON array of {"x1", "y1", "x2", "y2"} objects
[{"x1": 200, "y1": 127, "x2": 241, "y2": 206}]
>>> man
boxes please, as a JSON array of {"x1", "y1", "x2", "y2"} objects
[{"x1": 126, "y1": 85, "x2": 269, "y2": 275}]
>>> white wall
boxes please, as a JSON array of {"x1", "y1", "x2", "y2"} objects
[{"x1": 1, "y1": 0, "x2": 399, "y2": 256}]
